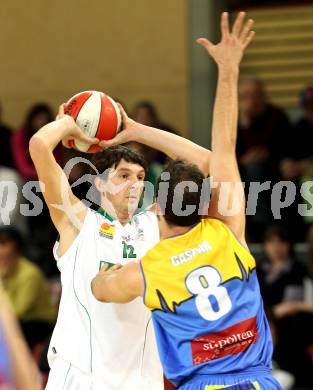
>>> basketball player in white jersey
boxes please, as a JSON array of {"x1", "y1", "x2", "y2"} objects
[{"x1": 29, "y1": 103, "x2": 211, "y2": 389}]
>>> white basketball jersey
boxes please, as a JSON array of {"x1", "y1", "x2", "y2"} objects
[{"x1": 48, "y1": 208, "x2": 163, "y2": 390}]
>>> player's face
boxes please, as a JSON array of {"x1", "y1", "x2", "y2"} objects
[
  {"x1": 135, "y1": 107, "x2": 154, "y2": 127},
  {"x1": 103, "y1": 160, "x2": 145, "y2": 214},
  {"x1": 31, "y1": 112, "x2": 51, "y2": 132},
  {"x1": 239, "y1": 81, "x2": 264, "y2": 117},
  {"x1": 264, "y1": 237, "x2": 290, "y2": 262}
]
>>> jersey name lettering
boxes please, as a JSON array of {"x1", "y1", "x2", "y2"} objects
[{"x1": 171, "y1": 241, "x2": 212, "y2": 266}]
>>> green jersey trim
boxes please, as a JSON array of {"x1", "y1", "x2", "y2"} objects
[
  {"x1": 97, "y1": 207, "x2": 134, "y2": 225},
  {"x1": 97, "y1": 208, "x2": 115, "y2": 222}
]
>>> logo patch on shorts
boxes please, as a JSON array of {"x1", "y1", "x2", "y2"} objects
[
  {"x1": 191, "y1": 317, "x2": 258, "y2": 365},
  {"x1": 99, "y1": 223, "x2": 115, "y2": 239}
]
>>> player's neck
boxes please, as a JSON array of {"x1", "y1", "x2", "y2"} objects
[
  {"x1": 115, "y1": 206, "x2": 135, "y2": 226},
  {"x1": 100, "y1": 201, "x2": 133, "y2": 226},
  {"x1": 117, "y1": 212, "x2": 132, "y2": 226},
  {"x1": 161, "y1": 225, "x2": 191, "y2": 240}
]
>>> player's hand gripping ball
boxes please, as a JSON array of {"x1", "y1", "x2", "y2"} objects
[{"x1": 64, "y1": 91, "x2": 122, "y2": 153}]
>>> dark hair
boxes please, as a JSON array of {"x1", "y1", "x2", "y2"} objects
[
  {"x1": 0, "y1": 227, "x2": 24, "y2": 253},
  {"x1": 263, "y1": 225, "x2": 292, "y2": 244},
  {"x1": 23, "y1": 103, "x2": 54, "y2": 140},
  {"x1": 133, "y1": 101, "x2": 158, "y2": 121},
  {"x1": 300, "y1": 86, "x2": 313, "y2": 109},
  {"x1": 156, "y1": 160, "x2": 205, "y2": 227},
  {"x1": 91, "y1": 145, "x2": 148, "y2": 178}
]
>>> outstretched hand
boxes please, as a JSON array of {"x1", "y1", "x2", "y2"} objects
[{"x1": 197, "y1": 12, "x2": 255, "y2": 69}]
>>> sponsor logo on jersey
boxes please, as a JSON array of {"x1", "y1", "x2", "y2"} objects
[
  {"x1": 191, "y1": 316, "x2": 258, "y2": 364},
  {"x1": 133, "y1": 216, "x2": 140, "y2": 227},
  {"x1": 122, "y1": 228, "x2": 144, "y2": 243},
  {"x1": 136, "y1": 228, "x2": 145, "y2": 241},
  {"x1": 99, "y1": 223, "x2": 115, "y2": 239},
  {"x1": 171, "y1": 241, "x2": 212, "y2": 266},
  {"x1": 122, "y1": 234, "x2": 132, "y2": 243}
]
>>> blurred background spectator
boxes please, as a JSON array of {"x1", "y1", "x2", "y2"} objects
[
  {"x1": 257, "y1": 225, "x2": 313, "y2": 389},
  {"x1": 308, "y1": 224, "x2": 313, "y2": 281},
  {"x1": 0, "y1": 227, "x2": 56, "y2": 350},
  {"x1": 257, "y1": 225, "x2": 307, "y2": 307},
  {"x1": 0, "y1": 102, "x2": 14, "y2": 168},
  {"x1": 280, "y1": 86, "x2": 313, "y2": 241},
  {"x1": 265, "y1": 308, "x2": 295, "y2": 390},
  {"x1": 237, "y1": 79, "x2": 292, "y2": 241},
  {"x1": 10, "y1": 103, "x2": 62, "y2": 277},
  {"x1": 11, "y1": 103, "x2": 55, "y2": 181},
  {"x1": 0, "y1": 166, "x2": 27, "y2": 234}
]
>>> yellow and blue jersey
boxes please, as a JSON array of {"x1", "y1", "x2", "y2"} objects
[{"x1": 140, "y1": 218, "x2": 274, "y2": 388}]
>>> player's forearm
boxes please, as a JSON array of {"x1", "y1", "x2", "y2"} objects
[
  {"x1": 211, "y1": 66, "x2": 239, "y2": 154},
  {"x1": 298, "y1": 302, "x2": 313, "y2": 313},
  {"x1": 91, "y1": 275, "x2": 122, "y2": 303},
  {"x1": 29, "y1": 119, "x2": 65, "y2": 183},
  {"x1": 30, "y1": 117, "x2": 70, "y2": 153},
  {"x1": 91, "y1": 274, "x2": 135, "y2": 303},
  {"x1": 14, "y1": 287, "x2": 37, "y2": 319},
  {"x1": 131, "y1": 124, "x2": 211, "y2": 175}
]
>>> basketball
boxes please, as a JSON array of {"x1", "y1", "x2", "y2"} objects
[{"x1": 64, "y1": 91, "x2": 122, "y2": 153}]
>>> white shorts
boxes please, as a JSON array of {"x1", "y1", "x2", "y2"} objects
[
  {"x1": 45, "y1": 357, "x2": 164, "y2": 390},
  {"x1": 45, "y1": 359, "x2": 93, "y2": 390}
]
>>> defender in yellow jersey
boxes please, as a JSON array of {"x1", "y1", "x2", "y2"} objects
[
  {"x1": 141, "y1": 218, "x2": 256, "y2": 314},
  {"x1": 92, "y1": 12, "x2": 281, "y2": 390},
  {"x1": 139, "y1": 213, "x2": 274, "y2": 388}
]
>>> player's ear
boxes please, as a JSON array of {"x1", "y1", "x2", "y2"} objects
[
  {"x1": 155, "y1": 202, "x2": 162, "y2": 218},
  {"x1": 95, "y1": 176, "x2": 106, "y2": 193},
  {"x1": 156, "y1": 204, "x2": 166, "y2": 225}
]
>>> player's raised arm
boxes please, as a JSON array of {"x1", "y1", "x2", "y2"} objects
[
  {"x1": 197, "y1": 12, "x2": 255, "y2": 244},
  {"x1": 29, "y1": 105, "x2": 98, "y2": 239},
  {"x1": 98, "y1": 106, "x2": 211, "y2": 177},
  {"x1": 91, "y1": 262, "x2": 143, "y2": 303}
]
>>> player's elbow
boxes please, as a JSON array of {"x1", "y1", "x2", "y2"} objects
[
  {"x1": 29, "y1": 135, "x2": 48, "y2": 160},
  {"x1": 91, "y1": 277, "x2": 109, "y2": 303}
]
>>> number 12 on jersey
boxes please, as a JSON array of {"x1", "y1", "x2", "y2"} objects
[
  {"x1": 185, "y1": 266, "x2": 232, "y2": 321},
  {"x1": 122, "y1": 241, "x2": 137, "y2": 259}
]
